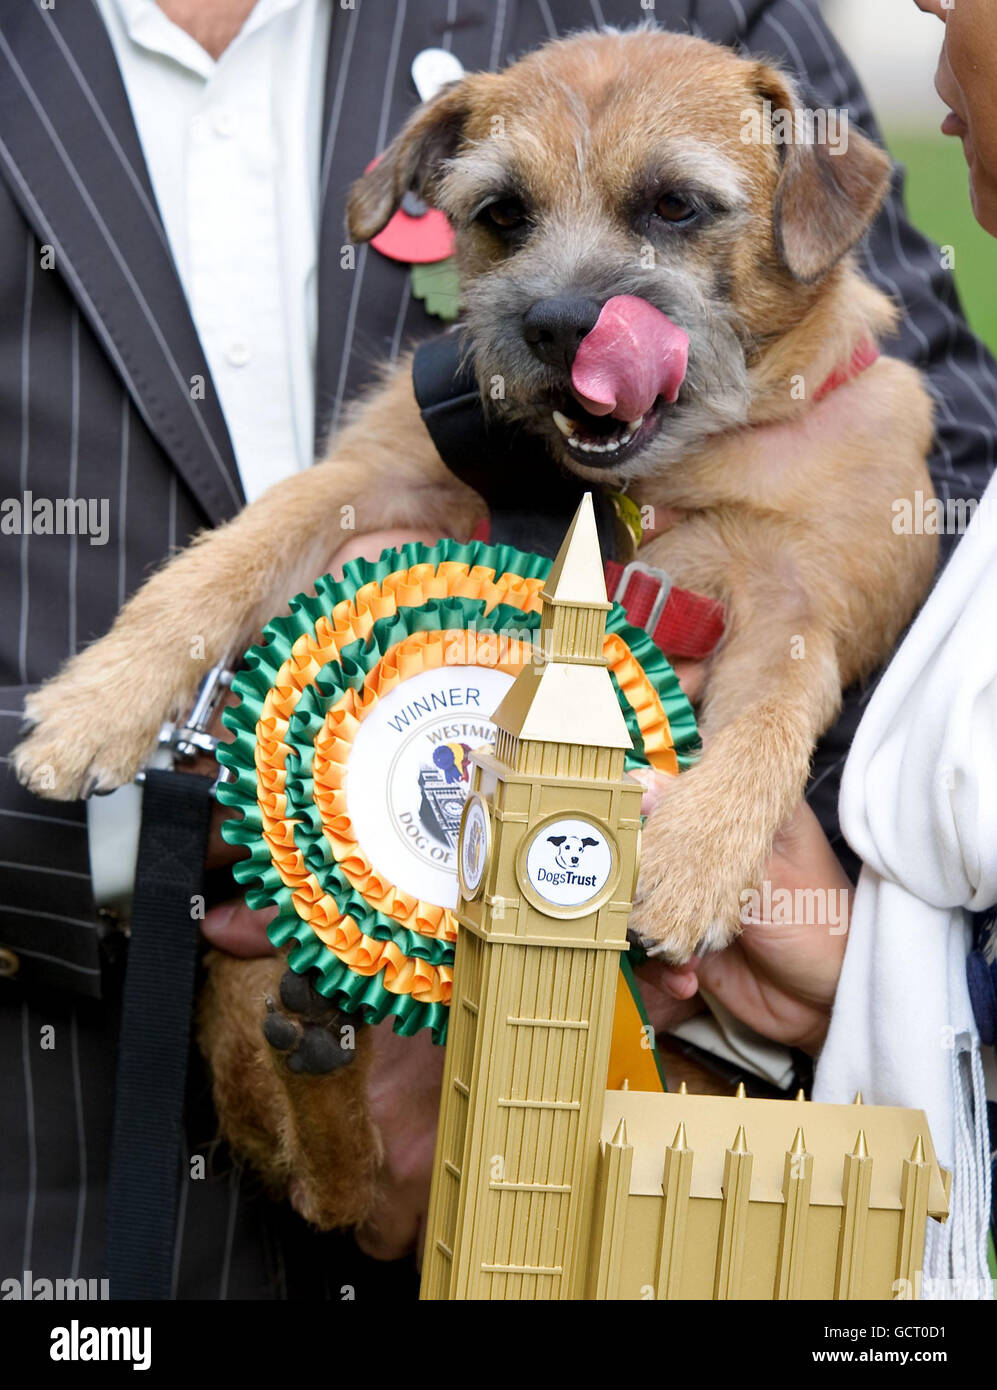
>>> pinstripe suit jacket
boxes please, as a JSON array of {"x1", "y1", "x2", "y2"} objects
[{"x1": 1, "y1": 0, "x2": 995, "y2": 1298}]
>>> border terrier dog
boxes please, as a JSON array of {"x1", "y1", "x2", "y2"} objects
[{"x1": 14, "y1": 28, "x2": 936, "y2": 1230}]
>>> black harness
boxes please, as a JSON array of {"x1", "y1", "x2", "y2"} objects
[{"x1": 413, "y1": 332, "x2": 625, "y2": 561}]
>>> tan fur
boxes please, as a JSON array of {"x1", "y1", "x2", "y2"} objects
[
  {"x1": 14, "y1": 29, "x2": 937, "y2": 1230},
  {"x1": 198, "y1": 952, "x2": 382, "y2": 1228},
  {"x1": 14, "y1": 367, "x2": 484, "y2": 796}
]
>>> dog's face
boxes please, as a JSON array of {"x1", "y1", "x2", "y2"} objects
[
  {"x1": 348, "y1": 29, "x2": 890, "y2": 485},
  {"x1": 548, "y1": 834, "x2": 598, "y2": 869}
]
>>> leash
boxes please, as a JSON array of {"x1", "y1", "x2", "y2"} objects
[
  {"x1": 104, "y1": 770, "x2": 214, "y2": 1298},
  {"x1": 103, "y1": 661, "x2": 234, "y2": 1299}
]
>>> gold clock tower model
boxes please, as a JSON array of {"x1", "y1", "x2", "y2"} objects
[
  {"x1": 421, "y1": 494, "x2": 644, "y2": 1301},
  {"x1": 420, "y1": 494, "x2": 949, "y2": 1302}
]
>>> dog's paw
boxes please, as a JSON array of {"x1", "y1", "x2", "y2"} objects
[
  {"x1": 263, "y1": 969, "x2": 360, "y2": 1076},
  {"x1": 628, "y1": 771, "x2": 754, "y2": 963},
  {"x1": 12, "y1": 628, "x2": 201, "y2": 799},
  {"x1": 14, "y1": 665, "x2": 163, "y2": 800},
  {"x1": 629, "y1": 849, "x2": 744, "y2": 964}
]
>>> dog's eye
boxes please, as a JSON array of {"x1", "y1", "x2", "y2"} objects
[
  {"x1": 480, "y1": 197, "x2": 528, "y2": 232},
  {"x1": 654, "y1": 192, "x2": 698, "y2": 225}
]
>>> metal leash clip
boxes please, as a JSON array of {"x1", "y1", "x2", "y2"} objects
[{"x1": 135, "y1": 651, "x2": 238, "y2": 796}]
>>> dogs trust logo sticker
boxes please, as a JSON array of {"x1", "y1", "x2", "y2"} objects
[{"x1": 522, "y1": 817, "x2": 616, "y2": 912}]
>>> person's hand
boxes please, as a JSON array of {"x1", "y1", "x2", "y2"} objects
[
  {"x1": 202, "y1": 898, "x2": 278, "y2": 955},
  {"x1": 200, "y1": 721, "x2": 279, "y2": 955},
  {"x1": 200, "y1": 769, "x2": 279, "y2": 956},
  {"x1": 635, "y1": 797, "x2": 851, "y2": 1055},
  {"x1": 164, "y1": 685, "x2": 279, "y2": 956},
  {"x1": 161, "y1": 689, "x2": 277, "y2": 955},
  {"x1": 670, "y1": 657, "x2": 706, "y2": 705},
  {"x1": 353, "y1": 1021, "x2": 446, "y2": 1264}
]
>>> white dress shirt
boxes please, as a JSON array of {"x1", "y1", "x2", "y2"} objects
[
  {"x1": 94, "y1": 0, "x2": 332, "y2": 502},
  {"x1": 88, "y1": 0, "x2": 331, "y2": 911}
]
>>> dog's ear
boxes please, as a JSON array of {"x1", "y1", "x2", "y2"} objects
[
  {"x1": 580, "y1": 838, "x2": 598, "y2": 848},
  {"x1": 346, "y1": 81, "x2": 476, "y2": 242},
  {"x1": 547, "y1": 836, "x2": 566, "y2": 847},
  {"x1": 754, "y1": 65, "x2": 891, "y2": 284}
]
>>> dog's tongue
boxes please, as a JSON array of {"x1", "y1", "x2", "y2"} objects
[{"x1": 571, "y1": 295, "x2": 689, "y2": 421}]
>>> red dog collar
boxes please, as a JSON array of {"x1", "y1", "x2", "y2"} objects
[
  {"x1": 815, "y1": 338, "x2": 881, "y2": 401},
  {"x1": 604, "y1": 558, "x2": 725, "y2": 662}
]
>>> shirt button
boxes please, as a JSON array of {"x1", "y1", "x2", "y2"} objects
[
  {"x1": 226, "y1": 340, "x2": 252, "y2": 367},
  {"x1": 0, "y1": 947, "x2": 20, "y2": 978},
  {"x1": 213, "y1": 107, "x2": 237, "y2": 138}
]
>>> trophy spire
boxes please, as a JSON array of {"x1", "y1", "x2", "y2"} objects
[
  {"x1": 543, "y1": 491, "x2": 611, "y2": 605},
  {"x1": 489, "y1": 493, "x2": 632, "y2": 751}
]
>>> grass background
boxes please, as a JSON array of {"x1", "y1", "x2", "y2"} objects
[{"x1": 887, "y1": 132, "x2": 997, "y2": 357}]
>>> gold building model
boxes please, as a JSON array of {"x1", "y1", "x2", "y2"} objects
[{"x1": 421, "y1": 495, "x2": 948, "y2": 1301}]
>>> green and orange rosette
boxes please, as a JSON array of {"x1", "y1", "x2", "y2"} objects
[{"x1": 217, "y1": 539, "x2": 698, "y2": 1046}]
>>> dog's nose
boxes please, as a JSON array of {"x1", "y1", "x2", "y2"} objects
[{"x1": 523, "y1": 297, "x2": 601, "y2": 370}]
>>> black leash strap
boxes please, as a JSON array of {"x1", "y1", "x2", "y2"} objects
[
  {"x1": 413, "y1": 333, "x2": 623, "y2": 561},
  {"x1": 104, "y1": 768, "x2": 215, "y2": 1299}
]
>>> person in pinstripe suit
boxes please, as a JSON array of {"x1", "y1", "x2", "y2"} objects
[{"x1": 1, "y1": 0, "x2": 995, "y2": 1299}]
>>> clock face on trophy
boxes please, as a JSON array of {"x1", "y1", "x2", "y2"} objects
[{"x1": 457, "y1": 792, "x2": 490, "y2": 901}]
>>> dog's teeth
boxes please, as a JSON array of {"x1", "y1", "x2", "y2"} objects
[{"x1": 563, "y1": 419, "x2": 642, "y2": 457}]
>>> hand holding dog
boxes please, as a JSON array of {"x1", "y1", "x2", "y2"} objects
[{"x1": 636, "y1": 797, "x2": 850, "y2": 1056}]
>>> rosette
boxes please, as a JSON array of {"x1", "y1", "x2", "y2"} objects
[{"x1": 218, "y1": 539, "x2": 699, "y2": 1048}]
